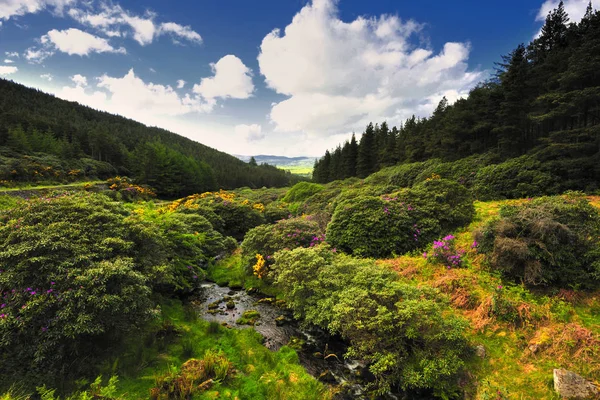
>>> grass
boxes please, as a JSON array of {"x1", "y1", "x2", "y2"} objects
[
  {"x1": 0, "y1": 180, "x2": 103, "y2": 192},
  {"x1": 379, "y1": 197, "x2": 600, "y2": 399},
  {"x1": 107, "y1": 299, "x2": 330, "y2": 399},
  {"x1": 282, "y1": 166, "x2": 313, "y2": 178}
]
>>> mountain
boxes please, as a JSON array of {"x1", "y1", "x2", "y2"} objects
[{"x1": 0, "y1": 79, "x2": 302, "y2": 195}]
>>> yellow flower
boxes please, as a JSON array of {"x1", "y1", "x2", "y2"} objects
[{"x1": 253, "y1": 253, "x2": 266, "y2": 279}]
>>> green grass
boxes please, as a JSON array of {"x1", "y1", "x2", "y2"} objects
[
  {"x1": 111, "y1": 298, "x2": 329, "y2": 399},
  {"x1": 282, "y1": 166, "x2": 313, "y2": 178},
  {"x1": 380, "y1": 196, "x2": 600, "y2": 399},
  {"x1": 0, "y1": 180, "x2": 103, "y2": 192}
]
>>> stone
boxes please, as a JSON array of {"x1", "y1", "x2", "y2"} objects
[
  {"x1": 554, "y1": 368, "x2": 600, "y2": 399},
  {"x1": 475, "y1": 345, "x2": 486, "y2": 358},
  {"x1": 318, "y1": 369, "x2": 336, "y2": 384}
]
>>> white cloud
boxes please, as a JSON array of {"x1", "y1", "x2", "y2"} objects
[
  {"x1": 3, "y1": 59, "x2": 14, "y2": 63},
  {"x1": 56, "y1": 68, "x2": 214, "y2": 121},
  {"x1": 537, "y1": 0, "x2": 597, "y2": 23},
  {"x1": 159, "y1": 22, "x2": 202, "y2": 44},
  {"x1": 258, "y1": 0, "x2": 482, "y2": 136},
  {"x1": 177, "y1": 79, "x2": 186, "y2": 89},
  {"x1": 0, "y1": 65, "x2": 18, "y2": 75},
  {"x1": 235, "y1": 124, "x2": 265, "y2": 142},
  {"x1": 67, "y1": 3, "x2": 202, "y2": 46},
  {"x1": 43, "y1": 28, "x2": 126, "y2": 56},
  {"x1": 70, "y1": 73, "x2": 87, "y2": 86},
  {"x1": 0, "y1": 0, "x2": 75, "y2": 21},
  {"x1": 25, "y1": 47, "x2": 54, "y2": 63},
  {"x1": 193, "y1": 55, "x2": 254, "y2": 101},
  {"x1": 5, "y1": 52, "x2": 19, "y2": 57},
  {"x1": 25, "y1": 28, "x2": 126, "y2": 62},
  {"x1": 40, "y1": 73, "x2": 53, "y2": 81}
]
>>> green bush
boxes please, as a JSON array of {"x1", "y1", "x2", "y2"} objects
[
  {"x1": 0, "y1": 193, "x2": 162, "y2": 379},
  {"x1": 397, "y1": 178, "x2": 475, "y2": 234},
  {"x1": 241, "y1": 217, "x2": 322, "y2": 275},
  {"x1": 326, "y1": 195, "x2": 434, "y2": 258},
  {"x1": 263, "y1": 201, "x2": 290, "y2": 223},
  {"x1": 472, "y1": 156, "x2": 559, "y2": 200},
  {"x1": 386, "y1": 159, "x2": 440, "y2": 188},
  {"x1": 282, "y1": 182, "x2": 324, "y2": 203},
  {"x1": 476, "y1": 194, "x2": 600, "y2": 289},
  {"x1": 271, "y1": 246, "x2": 469, "y2": 395},
  {"x1": 205, "y1": 200, "x2": 265, "y2": 241},
  {"x1": 327, "y1": 179, "x2": 474, "y2": 258}
]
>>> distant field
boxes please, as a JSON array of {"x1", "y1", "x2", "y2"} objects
[{"x1": 282, "y1": 165, "x2": 313, "y2": 177}]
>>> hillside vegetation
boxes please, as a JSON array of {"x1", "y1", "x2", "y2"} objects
[
  {"x1": 1, "y1": 3, "x2": 599, "y2": 400},
  {"x1": 313, "y1": 3, "x2": 600, "y2": 198},
  {"x1": 0, "y1": 80, "x2": 302, "y2": 195}
]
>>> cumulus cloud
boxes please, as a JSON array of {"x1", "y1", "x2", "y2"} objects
[
  {"x1": 258, "y1": 0, "x2": 482, "y2": 136},
  {"x1": 193, "y1": 55, "x2": 254, "y2": 101},
  {"x1": 235, "y1": 124, "x2": 265, "y2": 142},
  {"x1": 26, "y1": 28, "x2": 126, "y2": 62},
  {"x1": 57, "y1": 68, "x2": 214, "y2": 122},
  {"x1": 3, "y1": 59, "x2": 14, "y2": 63},
  {"x1": 70, "y1": 73, "x2": 87, "y2": 86},
  {"x1": 177, "y1": 79, "x2": 186, "y2": 89},
  {"x1": 44, "y1": 28, "x2": 126, "y2": 55},
  {"x1": 0, "y1": 0, "x2": 74, "y2": 21},
  {"x1": 5, "y1": 52, "x2": 20, "y2": 57},
  {"x1": 67, "y1": 3, "x2": 202, "y2": 46},
  {"x1": 0, "y1": 65, "x2": 18, "y2": 75},
  {"x1": 40, "y1": 73, "x2": 53, "y2": 81},
  {"x1": 537, "y1": 0, "x2": 597, "y2": 23}
]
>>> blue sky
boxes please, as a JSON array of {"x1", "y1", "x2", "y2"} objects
[{"x1": 0, "y1": 0, "x2": 597, "y2": 156}]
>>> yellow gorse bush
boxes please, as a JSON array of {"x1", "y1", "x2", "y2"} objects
[
  {"x1": 162, "y1": 190, "x2": 265, "y2": 214},
  {"x1": 253, "y1": 253, "x2": 266, "y2": 279}
]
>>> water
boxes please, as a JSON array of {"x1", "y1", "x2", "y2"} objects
[{"x1": 194, "y1": 282, "x2": 371, "y2": 398}]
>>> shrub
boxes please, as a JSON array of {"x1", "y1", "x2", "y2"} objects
[
  {"x1": 282, "y1": 182, "x2": 324, "y2": 203},
  {"x1": 476, "y1": 194, "x2": 600, "y2": 289},
  {"x1": 326, "y1": 195, "x2": 434, "y2": 258},
  {"x1": 425, "y1": 235, "x2": 466, "y2": 268},
  {"x1": 397, "y1": 178, "x2": 475, "y2": 234},
  {"x1": 472, "y1": 156, "x2": 559, "y2": 200},
  {"x1": 0, "y1": 192, "x2": 232, "y2": 382},
  {"x1": 241, "y1": 217, "x2": 322, "y2": 275},
  {"x1": 106, "y1": 176, "x2": 156, "y2": 202},
  {"x1": 0, "y1": 193, "x2": 163, "y2": 380},
  {"x1": 167, "y1": 191, "x2": 265, "y2": 241},
  {"x1": 327, "y1": 179, "x2": 474, "y2": 259},
  {"x1": 263, "y1": 201, "x2": 290, "y2": 223},
  {"x1": 271, "y1": 246, "x2": 469, "y2": 396}
]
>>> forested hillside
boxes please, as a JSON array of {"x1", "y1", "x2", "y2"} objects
[
  {"x1": 313, "y1": 3, "x2": 600, "y2": 195},
  {"x1": 0, "y1": 80, "x2": 302, "y2": 196}
]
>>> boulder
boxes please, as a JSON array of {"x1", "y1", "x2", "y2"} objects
[
  {"x1": 475, "y1": 345, "x2": 486, "y2": 358},
  {"x1": 554, "y1": 369, "x2": 599, "y2": 399}
]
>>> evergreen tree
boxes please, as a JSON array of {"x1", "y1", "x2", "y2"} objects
[{"x1": 356, "y1": 123, "x2": 376, "y2": 178}]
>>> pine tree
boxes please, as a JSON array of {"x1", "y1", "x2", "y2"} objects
[{"x1": 357, "y1": 123, "x2": 376, "y2": 178}]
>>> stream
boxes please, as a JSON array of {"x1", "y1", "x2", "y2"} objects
[{"x1": 193, "y1": 282, "x2": 376, "y2": 399}]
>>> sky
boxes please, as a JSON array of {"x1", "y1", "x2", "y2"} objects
[{"x1": 0, "y1": 0, "x2": 597, "y2": 157}]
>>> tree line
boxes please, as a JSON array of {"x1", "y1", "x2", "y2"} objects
[
  {"x1": 313, "y1": 2, "x2": 600, "y2": 187},
  {"x1": 0, "y1": 80, "x2": 302, "y2": 195}
]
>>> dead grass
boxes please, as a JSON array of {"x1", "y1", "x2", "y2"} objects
[{"x1": 378, "y1": 196, "x2": 600, "y2": 399}]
